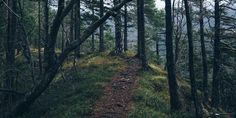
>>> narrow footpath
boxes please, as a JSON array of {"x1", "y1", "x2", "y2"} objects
[{"x1": 91, "y1": 58, "x2": 141, "y2": 118}]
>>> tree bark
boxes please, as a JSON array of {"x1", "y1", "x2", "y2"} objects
[
  {"x1": 4, "y1": 0, "x2": 17, "y2": 105},
  {"x1": 155, "y1": 35, "x2": 160, "y2": 64},
  {"x1": 114, "y1": 0, "x2": 123, "y2": 55},
  {"x1": 165, "y1": 0, "x2": 181, "y2": 111},
  {"x1": 137, "y1": 0, "x2": 147, "y2": 69},
  {"x1": 211, "y1": 0, "x2": 221, "y2": 108},
  {"x1": 99, "y1": 0, "x2": 105, "y2": 52},
  {"x1": 124, "y1": 3, "x2": 128, "y2": 51},
  {"x1": 43, "y1": 0, "x2": 49, "y2": 72},
  {"x1": 70, "y1": 7, "x2": 74, "y2": 42},
  {"x1": 75, "y1": 0, "x2": 81, "y2": 57},
  {"x1": 38, "y1": 0, "x2": 42, "y2": 75},
  {"x1": 199, "y1": 0, "x2": 208, "y2": 104},
  {"x1": 136, "y1": 0, "x2": 141, "y2": 58},
  {"x1": 91, "y1": 2, "x2": 95, "y2": 52}
]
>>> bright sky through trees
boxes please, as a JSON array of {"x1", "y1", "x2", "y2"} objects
[
  {"x1": 155, "y1": 0, "x2": 217, "y2": 10},
  {"x1": 155, "y1": 0, "x2": 165, "y2": 10}
]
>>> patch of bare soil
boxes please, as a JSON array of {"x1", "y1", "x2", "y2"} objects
[{"x1": 91, "y1": 58, "x2": 141, "y2": 118}]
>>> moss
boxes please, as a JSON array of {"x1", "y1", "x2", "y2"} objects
[
  {"x1": 120, "y1": 51, "x2": 136, "y2": 58},
  {"x1": 149, "y1": 63, "x2": 167, "y2": 76},
  {"x1": 129, "y1": 64, "x2": 194, "y2": 118}
]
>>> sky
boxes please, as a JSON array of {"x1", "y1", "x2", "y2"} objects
[
  {"x1": 154, "y1": 0, "x2": 216, "y2": 10},
  {"x1": 155, "y1": 0, "x2": 165, "y2": 10}
]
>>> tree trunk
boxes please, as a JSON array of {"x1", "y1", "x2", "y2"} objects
[
  {"x1": 75, "y1": 1, "x2": 81, "y2": 57},
  {"x1": 61, "y1": 23, "x2": 65, "y2": 52},
  {"x1": 136, "y1": 0, "x2": 141, "y2": 58},
  {"x1": 174, "y1": 35, "x2": 180, "y2": 63},
  {"x1": 114, "y1": 0, "x2": 122, "y2": 55},
  {"x1": 137, "y1": 0, "x2": 147, "y2": 69},
  {"x1": 165, "y1": 0, "x2": 181, "y2": 111},
  {"x1": 70, "y1": 8, "x2": 74, "y2": 42},
  {"x1": 99, "y1": 0, "x2": 105, "y2": 52},
  {"x1": 211, "y1": 0, "x2": 221, "y2": 108},
  {"x1": 199, "y1": 0, "x2": 208, "y2": 104},
  {"x1": 124, "y1": 3, "x2": 128, "y2": 51},
  {"x1": 91, "y1": 2, "x2": 95, "y2": 52},
  {"x1": 43, "y1": 0, "x2": 49, "y2": 72},
  {"x1": 38, "y1": 0, "x2": 42, "y2": 75},
  {"x1": 4, "y1": 0, "x2": 17, "y2": 105},
  {"x1": 156, "y1": 35, "x2": 160, "y2": 64},
  {"x1": 183, "y1": 0, "x2": 201, "y2": 117}
]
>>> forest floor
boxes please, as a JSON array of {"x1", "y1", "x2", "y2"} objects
[
  {"x1": 19, "y1": 52, "x2": 196, "y2": 118},
  {"x1": 91, "y1": 57, "x2": 141, "y2": 118}
]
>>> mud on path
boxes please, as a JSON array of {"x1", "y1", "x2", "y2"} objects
[{"x1": 91, "y1": 58, "x2": 141, "y2": 118}]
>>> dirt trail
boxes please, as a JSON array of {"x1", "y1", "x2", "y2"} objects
[{"x1": 91, "y1": 58, "x2": 141, "y2": 118}]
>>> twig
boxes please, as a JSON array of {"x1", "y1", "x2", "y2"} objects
[{"x1": 1, "y1": 0, "x2": 21, "y2": 18}]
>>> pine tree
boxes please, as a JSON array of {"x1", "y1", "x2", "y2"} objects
[
  {"x1": 212, "y1": 0, "x2": 221, "y2": 108},
  {"x1": 165, "y1": 0, "x2": 181, "y2": 111},
  {"x1": 137, "y1": 0, "x2": 147, "y2": 69}
]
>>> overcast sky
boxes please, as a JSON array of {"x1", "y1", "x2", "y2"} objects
[
  {"x1": 154, "y1": 0, "x2": 217, "y2": 10},
  {"x1": 155, "y1": 0, "x2": 165, "y2": 10}
]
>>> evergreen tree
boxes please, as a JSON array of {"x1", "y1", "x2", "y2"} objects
[{"x1": 165, "y1": 0, "x2": 181, "y2": 111}]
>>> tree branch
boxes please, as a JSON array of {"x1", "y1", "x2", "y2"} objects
[{"x1": 58, "y1": 0, "x2": 132, "y2": 65}]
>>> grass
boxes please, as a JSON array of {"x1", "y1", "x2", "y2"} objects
[
  {"x1": 129, "y1": 64, "x2": 194, "y2": 118},
  {"x1": 16, "y1": 53, "x2": 197, "y2": 118},
  {"x1": 20, "y1": 53, "x2": 127, "y2": 118}
]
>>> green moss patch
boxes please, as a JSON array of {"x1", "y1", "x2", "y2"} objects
[{"x1": 129, "y1": 64, "x2": 194, "y2": 118}]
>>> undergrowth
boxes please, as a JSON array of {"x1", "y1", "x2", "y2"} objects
[
  {"x1": 20, "y1": 53, "x2": 127, "y2": 118},
  {"x1": 17, "y1": 53, "x2": 196, "y2": 118}
]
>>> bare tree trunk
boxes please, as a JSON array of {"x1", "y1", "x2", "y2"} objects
[
  {"x1": 38, "y1": 0, "x2": 42, "y2": 75},
  {"x1": 114, "y1": 0, "x2": 122, "y2": 55},
  {"x1": 211, "y1": 0, "x2": 221, "y2": 108},
  {"x1": 99, "y1": 0, "x2": 105, "y2": 52},
  {"x1": 75, "y1": 1, "x2": 81, "y2": 57},
  {"x1": 199, "y1": 0, "x2": 208, "y2": 104},
  {"x1": 70, "y1": 8, "x2": 74, "y2": 42},
  {"x1": 174, "y1": 38, "x2": 180, "y2": 63},
  {"x1": 165, "y1": 0, "x2": 181, "y2": 111},
  {"x1": 43, "y1": 0, "x2": 49, "y2": 72},
  {"x1": 155, "y1": 35, "x2": 160, "y2": 64},
  {"x1": 136, "y1": 1, "x2": 141, "y2": 58},
  {"x1": 4, "y1": 0, "x2": 17, "y2": 105},
  {"x1": 183, "y1": 0, "x2": 201, "y2": 117},
  {"x1": 137, "y1": 0, "x2": 147, "y2": 69},
  {"x1": 91, "y1": 2, "x2": 95, "y2": 52},
  {"x1": 124, "y1": 3, "x2": 128, "y2": 51},
  {"x1": 61, "y1": 23, "x2": 65, "y2": 52}
]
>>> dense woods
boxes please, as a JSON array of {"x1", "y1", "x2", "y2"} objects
[{"x1": 0, "y1": 0, "x2": 235, "y2": 118}]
